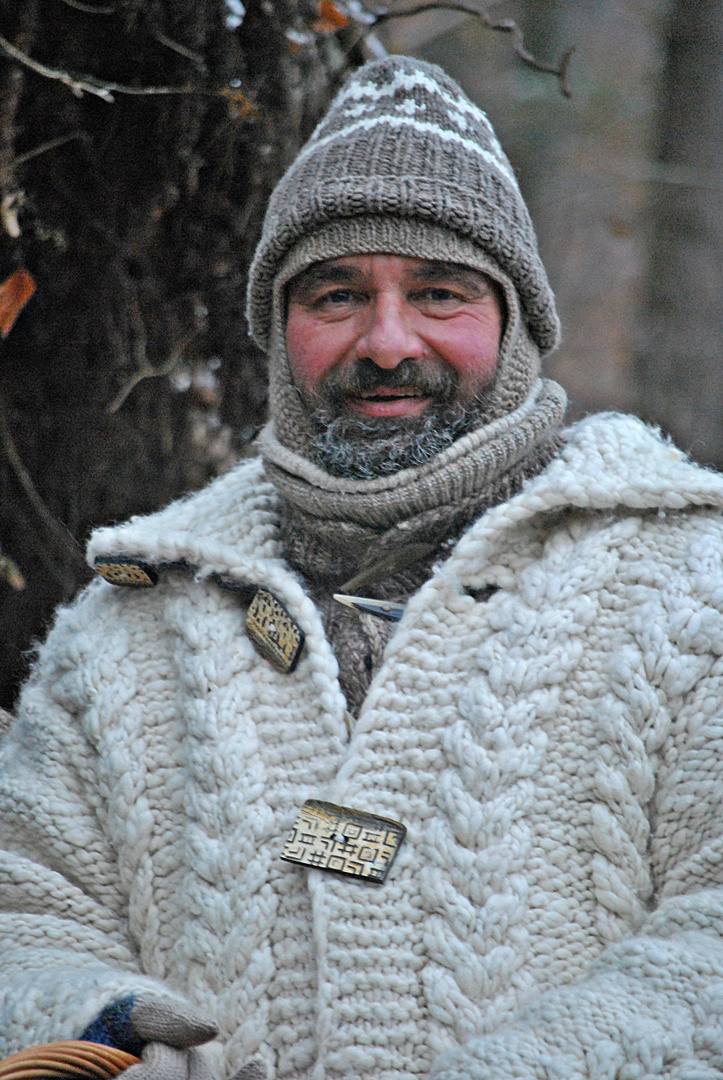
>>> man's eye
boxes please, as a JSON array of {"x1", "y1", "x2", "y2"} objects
[
  {"x1": 418, "y1": 288, "x2": 459, "y2": 302},
  {"x1": 317, "y1": 289, "x2": 355, "y2": 305}
]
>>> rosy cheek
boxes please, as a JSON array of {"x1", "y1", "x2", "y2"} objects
[
  {"x1": 286, "y1": 312, "x2": 339, "y2": 390},
  {"x1": 452, "y1": 350, "x2": 499, "y2": 384},
  {"x1": 428, "y1": 323, "x2": 501, "y2": 386}
]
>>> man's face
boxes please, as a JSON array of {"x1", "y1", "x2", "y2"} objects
[{"x1": 285, "y1": 254, "x2": 504, "y2": 478}]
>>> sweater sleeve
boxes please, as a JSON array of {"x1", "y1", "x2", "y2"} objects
[
  {"x1": 429, "y1": 567, "x2": 723, "y2": 1079},
  {"x1": 429, "y1": 901, "x2": 723, "y2": 1080},
  {"x1": 0, "y1": 584, "x2": 186, "y2": 1057}
]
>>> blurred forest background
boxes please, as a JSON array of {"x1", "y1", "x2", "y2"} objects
[{"x1": 0, "y1": 0, "x2": 721, "y2": 709}]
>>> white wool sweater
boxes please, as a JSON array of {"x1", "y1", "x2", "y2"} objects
[{"x1": 4, "y1": 412, "x2": 723, "y2": 1080}]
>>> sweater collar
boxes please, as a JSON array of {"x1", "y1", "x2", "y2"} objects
[{"x1": 87, "y1": 412, "x2": 723, "y2": 580}]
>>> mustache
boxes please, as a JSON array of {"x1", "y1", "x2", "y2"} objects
[{"x1": 313, "y1": 357, "x2": 459, "y2": 403}]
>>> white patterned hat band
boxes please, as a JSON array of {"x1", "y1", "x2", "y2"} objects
[{"x1": 246, "y1": 55, "x2": 560, "y2": 356}]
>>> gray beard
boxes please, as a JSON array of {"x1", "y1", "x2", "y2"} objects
[{"x1": 307, "y1": 390, "x2": 496, "y2": 479}]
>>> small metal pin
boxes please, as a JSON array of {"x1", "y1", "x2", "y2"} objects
[{"x1": 332, "y1": 594, "x2": 406, "y2": 622}]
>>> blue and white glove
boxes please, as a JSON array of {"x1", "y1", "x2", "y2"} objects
[{"x1": 82, "y1": 997, "x2": 218, "y2": 1080}]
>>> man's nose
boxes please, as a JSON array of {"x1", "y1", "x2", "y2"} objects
[{"x1": 354, "y1": 295, "x2": 425, "y2": 369}]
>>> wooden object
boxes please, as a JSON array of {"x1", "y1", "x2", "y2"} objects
[{"x1": 0, "y1": 1041, "x2": 139, "y2": 1080}]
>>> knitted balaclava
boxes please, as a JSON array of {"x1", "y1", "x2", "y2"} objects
[
  {"x1": 245, "y1": 55, "x2": 566, "y2": 584},
  {"x1": 247, "y1": 53, "x2": 563, "y2": 448}
]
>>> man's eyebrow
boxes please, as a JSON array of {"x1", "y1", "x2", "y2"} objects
[
  {"x1": 407, "y1": 261, "x2": 496, "y2": 294},
  {"x1": 288, "y1": 263, "x2": 361, "y2": 302}
]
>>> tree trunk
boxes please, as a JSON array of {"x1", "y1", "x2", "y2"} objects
[
  {"x1": 636, "y1": 0, "x2": 723, "y2": 464},
  {"x1": 0, "y1": 0, "x2": 341, "y2": 707}
]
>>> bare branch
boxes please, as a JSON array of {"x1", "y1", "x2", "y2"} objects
[
  {"x1": 0, "y1": 33, "x2": 205, "y2": 102},
  {"x1": 368, "y1": 2, "x2": 573, "y2": 96},
  {"x1": 108, "y1": 338, "x2": 194, "y2": 414},
  {"x1": 56, "y1": 0, "x2": 116, "y2": 13},
  {"x1": 1, "y1": 130, "x2": 86, "y2": 178},
  {"x1": 0, "y1": 1, "x2": 38, "y2": 222},
  {"x1": 54, "y1": 1, "x2": 206, "y2": 72},
  {"x1": 0, "y1": 398, "x2": 88, "y2": 572},
  {"x1": 153, "y1": 30, "x2": 208, "y2": 74},
  {"x1": 0, "y1": 31, "x2": 113, "y2": 100}
]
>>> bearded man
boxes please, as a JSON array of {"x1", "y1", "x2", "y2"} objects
[{"x1": 3, "y1": 54, "x2": 723, "y2": 1080}]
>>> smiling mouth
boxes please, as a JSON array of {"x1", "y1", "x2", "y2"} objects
[
  {"x1": 346, "y1": 389, "x2": 431, "y2": 417},
  {"x1": 358, "y1": 390, "x2": 424, "y2": 401}
]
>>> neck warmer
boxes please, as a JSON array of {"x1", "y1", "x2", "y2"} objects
[
  {"x1": 259, "y1": 244, "x2": 567, "y2": 714},
  {"x1": 261, "y1": 376, "x2": 567, "y2": 584},
  {"x1": 266, "y1": 383, "x2": 566, "y2": 718},
  {"x1": 245, "y1": 55, "x2": 570, "y2": 713}
]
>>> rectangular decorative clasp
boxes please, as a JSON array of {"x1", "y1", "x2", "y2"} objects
[
  {"x1": 94, "y1": 556, "x2": 158, "y2": 587},
  {"x1": 281, "y1": 799, "x2": 406, "y2": 883},
  {"x1": 246, "y1": 587, "x2": 305, "y2": 674}
]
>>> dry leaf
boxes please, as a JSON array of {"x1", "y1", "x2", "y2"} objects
[
  {"x1": 220, "y1": 87, "x2": 260, "y2": 120},
  {"x1": 0, "y1": 268, "x2": 35, "y2": 338},
  {"x1": 312, "y1": 0, "x2": 350, "y2": 33}
]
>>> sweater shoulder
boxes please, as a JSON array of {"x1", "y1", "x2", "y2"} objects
[
  {"x1": 449, "y1": 412, "x2": 723, "y2": 578},
  {"x1": 86, "y1": 456, "x2": 281, "y2": 568},
  {"x1": 554, "y1": 413, "x2": 723, "y2": 512}
]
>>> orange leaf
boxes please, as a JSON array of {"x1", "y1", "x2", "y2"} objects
[
  {"x1": 219, "y1": 88, "x2": 260, "y2": 120},
  {"x1": 0, "y1": 268, "x2": 35, "y2": 338},
  {"x1": 312, "y1": 0, "x2": 350, "y2": 33}
]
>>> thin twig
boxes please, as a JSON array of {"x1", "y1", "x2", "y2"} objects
[
  {"x1": 53, "y1": 1, "x2": 207, "y2": 71},
  {"x1": 0, "y1": 0, "x2": 39, "y2": 219},
  {"x1": 56, "y1": 0, "x2": 116, "y2": 13},
  {"x1": 369, "y1": 2, "x2": 573, "y2": 96},
  {"x1": 0, "y1": 130, "x2": 86, "y2": 177},
  {"x1": 485, "y1": 16, "x2": 573, "y2": 91},
  {"x1": 128, "y1": 287, "x2": 148, "y2": 371},
  {"x1": 153, "y1": 30, "x2": 208, "y2": 74},
  {"x1": 0, "y1": 33, "x2": 204, "y2": 102},
  {"x1": 0, "y1": 398, "x2": 88, "y2": 571},
  {"x1": 108, "y1": 337, "x2": 194, "y2": 413}
]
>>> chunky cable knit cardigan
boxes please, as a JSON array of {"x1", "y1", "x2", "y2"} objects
[{"x1": 4, "y1": 413, "x2": 723, "y2": 1080}]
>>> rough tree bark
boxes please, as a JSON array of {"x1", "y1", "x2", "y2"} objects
[
  {"x1": 0, "y1": 0, "x2": 570, "y2": 709},
  {"x1": 0, "y1": 0, "x2": 342, "y2": 707},
  {"x1": 635, "y1": 0, "x2": 723, "y2": 464}
]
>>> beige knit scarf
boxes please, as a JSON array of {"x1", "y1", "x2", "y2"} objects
[
  {"x1": 264, "y1": 379, "x2": 565, "y2": 717},
  {"x1": 260, "y1": 377, "x2": 567, "y2": 585},
  {"x1": 257, "y1": 215, "x2": 567, "y2": 714}
]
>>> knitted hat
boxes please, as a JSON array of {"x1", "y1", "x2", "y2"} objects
[{"x1": 247, "y1": 55, "x2": 560, "y2": 356}]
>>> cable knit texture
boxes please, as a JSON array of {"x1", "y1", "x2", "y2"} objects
[
  {"x1": 4, "y1": 415, "x2": 723, "y2": 1080},
  {"x1": 276, "y1": 412, "x2": 567, "y2": 716}
]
